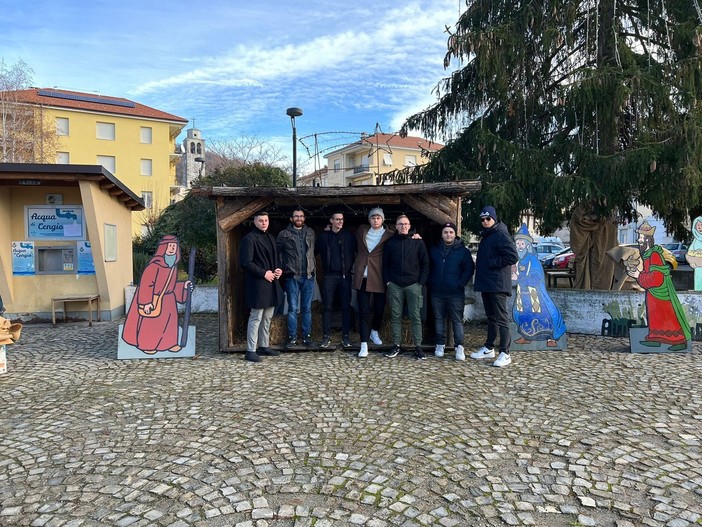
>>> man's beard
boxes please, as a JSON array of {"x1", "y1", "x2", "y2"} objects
[
  {"x1": 164, "y1": 254, "x2": 177, "y2": 267},
  {"x1": 639, "y1": 237, "x2": 654, "y2": 253}
]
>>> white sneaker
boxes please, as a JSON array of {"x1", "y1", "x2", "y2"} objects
[
  {"x1": 455, "y1": 345, "x2": 465, "y2": 361},
  {"x1": 470, "y1": 346, "x2": 495, "y2": 359},
  {"x1": 434, "y1": 344, "x2": 445, "y2": 358},
  {"x1": 493, "y1": 352, "x2": 511, "y2": 367},
  {"x1": 358, "y1": 342, "x2": 368, "y2": 358},
  {"x1": 370, "y1": 330, "x2": 383, "y2": 345}
]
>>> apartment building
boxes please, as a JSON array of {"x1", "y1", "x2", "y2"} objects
[
  {"x1": 7, "y1": 88, "x2": 188, "y2": 235},
  {"x1": 322, "y1": 133, "x2": 442, "y2": 187}
]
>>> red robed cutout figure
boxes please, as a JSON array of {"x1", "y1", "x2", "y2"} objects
[
  {"x1": 122, "y1": 235, "x2": 193, "y2": 354},
  {"x1": 625, "y1": 221, "x2": 690, "y2": 351}
]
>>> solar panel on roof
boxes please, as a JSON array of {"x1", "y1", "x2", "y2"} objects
[{"x1": 37, "y1": 89, "x2": 136, "y2": 108}]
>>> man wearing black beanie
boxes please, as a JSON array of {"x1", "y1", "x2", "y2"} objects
[{"x1": 470, "y1": 206, "x2": 519, "y2": 367}]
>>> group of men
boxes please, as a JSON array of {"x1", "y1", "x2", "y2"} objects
[{"x1": 238, "y1": 205, "x2": 518, "y2": 368}]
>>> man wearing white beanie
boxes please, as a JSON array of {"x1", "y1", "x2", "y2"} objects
[{"x1": 352, "y1": 207, "x2": 393, "y2": 357}]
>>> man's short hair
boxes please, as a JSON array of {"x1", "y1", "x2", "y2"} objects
[
  {"x1": 330, "y1": 211, "x2": 344, "y2": 218},
  {"x1": 254, "y1": 211, "x2": 269, "y2": 219},
  {"x1": 395, "y1": 214, "x2": 409, "y2": 223}
]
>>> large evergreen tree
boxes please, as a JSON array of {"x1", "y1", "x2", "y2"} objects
[{"x1": 402, "y1": 0, "x2": 702, "y2": 238}]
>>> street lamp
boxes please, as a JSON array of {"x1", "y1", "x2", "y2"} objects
[{"x1": 286, "y1": 107, "x2": 303, "y2": 187}]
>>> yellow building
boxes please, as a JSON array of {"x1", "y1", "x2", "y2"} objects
[
  {"x1": 9, "y1": 88, "x2": 188, "y2": 236},
  {"x1": 319, "y1": 133, "x2": 443, "y2": 187},
  {"x1": 0, "y1": 163, "x2": 143, "y2": 321}
]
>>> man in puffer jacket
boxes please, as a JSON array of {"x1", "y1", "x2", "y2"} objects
[
  {"x1": 470, "y1": 206, "x2": 519, "y2": 367},
  {"x1": 428, "y1": 222, "x2": 474, "y2": 361}
]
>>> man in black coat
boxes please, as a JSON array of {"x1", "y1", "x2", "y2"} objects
[
  {"x1": 315, "y1": 211, "x2": 357, "y2": 349},
  {"x1": 382, "y1": 215, "x2": 430, "y2": 360},
  {"x1": 239, "y1": 211, "x2": 283, "y2": 362},
  {"x1": 470, "y1": 206, "x2": 519, "y2": 367}
]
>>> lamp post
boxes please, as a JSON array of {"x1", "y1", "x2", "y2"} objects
[{"x1": 286, "y1": 107, "x2": 303, "y2": 187}]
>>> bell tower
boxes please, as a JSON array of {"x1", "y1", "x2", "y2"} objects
[{"x1": 175, "y1": 125, "x2": 206, "y2": 198}]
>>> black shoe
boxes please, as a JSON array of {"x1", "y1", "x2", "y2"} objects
[
  {"x1": 320, "y1": 336, "x2": 332, "y2": 348},
  {"x1": 245, "y1": 351, "x2": 261, "y2": 363},
  {"x1": 414, "y1": 346, "x2": 426, "y2": 360},
  {"x1": 285, "y1": 338, "x2": 297, "y2": 349},
  {"x1": 341, "y1": 336, "x2": 352, "y2": 348},
  {"x1": 385, "y1": 345, "x2": 401, "y2": 358},
  {"x1": 257, "y1": 347, "x2": 280, "y2": 356},
  {"x1": 302, "y1": 335, "x2": 315, "y2": 347}
]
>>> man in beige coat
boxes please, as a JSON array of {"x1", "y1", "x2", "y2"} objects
[{"x1": 353, "y1": 208, "x2": 394, "y2": 357}]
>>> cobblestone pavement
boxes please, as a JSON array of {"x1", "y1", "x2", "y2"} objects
[{"x1": 1, "y1": 315, "x2": 701, "y2": 527}]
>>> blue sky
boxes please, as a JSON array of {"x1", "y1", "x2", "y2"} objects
[{"x1": 1, "y1": 0, "x2": 461, "y2": 167}]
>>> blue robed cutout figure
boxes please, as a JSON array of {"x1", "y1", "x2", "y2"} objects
[{"x1": 512, "y1": 224, "x2": 566, "y2": 348}]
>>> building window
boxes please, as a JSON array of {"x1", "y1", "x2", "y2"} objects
[
  {"x1": 104, "y1": 224, "x2": 117, "y2": 262},
  {"x1": 56, "y1": 152, "x2": 70, "y2": 164},
  {"x1": 383, "y1": 153, "x2": 393, "y2": 166},
  {"x1": 190, "y1": 142, "x2": 195, "y2": 153},
  {"x1": 97, "y1": 155, "x2": 116, "y2": 174},
  {"x1": 140, "y1": 159, "x2": 152, "y2": 176},
  {"x1": 96, "y1": 122, "x2": 116, "y2": 140},
  {"x1": 56, "y1": 117, "x2": 69, "y2": 136},
  {"x1": 333, "y1": 160, "x2": 341, "y2": 172},
  {"x1": 197, "y1": 143, "x2": 202, "y2": 154},
  {"x1": 141, "y1": 191, "x2": 153, "y2": 209},
  {"x1": 140, "y1": 127, "x2": 152, "y2": 144},
  {"x1": 405, "y1": 155, "x2": 417, "y2": 167}
]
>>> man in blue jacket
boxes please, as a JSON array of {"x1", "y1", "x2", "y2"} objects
[
  {"x1": 383, "y1": 215, "x2": 430, "y2": 360},
  {"x1": 429, "y1": 222, "x2": 474, "y2": 360},
  {"x1": 470, "y1": 206, "x2": 519, "y2": 367},
  {"x1": 315, "y1": 211, "x2": 357, "y2": 349}
]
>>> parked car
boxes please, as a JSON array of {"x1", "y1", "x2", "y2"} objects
[
  {"x1": 535, "y1": 242, "x2": 566, "y2": 263},
  {"x1": 552, "y1": 250, "x2": 575, "y2": 270},
  {"x1": 542, "y1": 246, "x2": 571, "y2": 268},
  {"x1": 663, "y1": 242, "x2": 688, "y2": 263}
]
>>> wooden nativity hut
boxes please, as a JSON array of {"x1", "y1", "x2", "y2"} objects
[{"x1": 193, "y1": 181, "x2": 481, "y2": 352}]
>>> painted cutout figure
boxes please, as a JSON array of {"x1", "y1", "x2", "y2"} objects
[
  {"x1": 625, "y1": 221, "x2": 689, "y2": 351},
  {"x1": 512, "y1": 224, "x2": 566, "y2": 347},
  {"x1": 122, "y1": 235, "x2": 193, "y2": 354},
  {"x1": 685, "y1": 215, "x2": 702, "y2": 291}
]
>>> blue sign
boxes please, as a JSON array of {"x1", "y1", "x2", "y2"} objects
[
  {"x1": 26, "y1": 206, "x2": 84, "y2": 240},
  {"x1": 12, "y1": 241, "x2": 35, "y2": 275},
  {"x1": 77, "y1": 241, "x2": 95, "y2": 274}
]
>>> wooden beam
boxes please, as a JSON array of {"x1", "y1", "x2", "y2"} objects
[
  {"x1": 217, "y1": 197, "x2": 272, "y2": 233},
  {"x1": 401, "y1": 194, "x2": 455, "y2": 225},
  {"x1": 193, "y1": 180, "x2": 481, "y2": 199}
]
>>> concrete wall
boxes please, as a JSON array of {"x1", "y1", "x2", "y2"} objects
[
  {"x1": 126, "y1": 284, "x2": 702, "y2": 337},
  {"x1": 125, "y1": 285, "x2": 219, "y2": 314},
  {"x1": 466, "y1": 286, "x2": 702, "y2": 336}
]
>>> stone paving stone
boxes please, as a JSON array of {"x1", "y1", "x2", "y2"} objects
[{"x1": 2, "y1": 315, "x2": 702, "y2": 526}]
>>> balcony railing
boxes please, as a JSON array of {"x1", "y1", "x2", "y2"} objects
[{"x1": 352, "y1": 164, "x2": 370, "y2": 174}]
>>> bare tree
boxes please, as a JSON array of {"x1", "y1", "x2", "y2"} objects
[
  {"x1": 206, "y1": 133, "x2": 288, "y2": 173},
  {"x1": 0, "y1": 59, "x2": 58, "y2": 163}
]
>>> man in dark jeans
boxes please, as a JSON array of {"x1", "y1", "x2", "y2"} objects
[
  {"x1": 277, "y1": 208, "x2": 316, "y2": 348},
  {"x1": 470, "y1": 206, "x2": 519, "y2": 367},
  {"x1": 315, "y1": 211, "x2": 357, "y2": 348}
]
